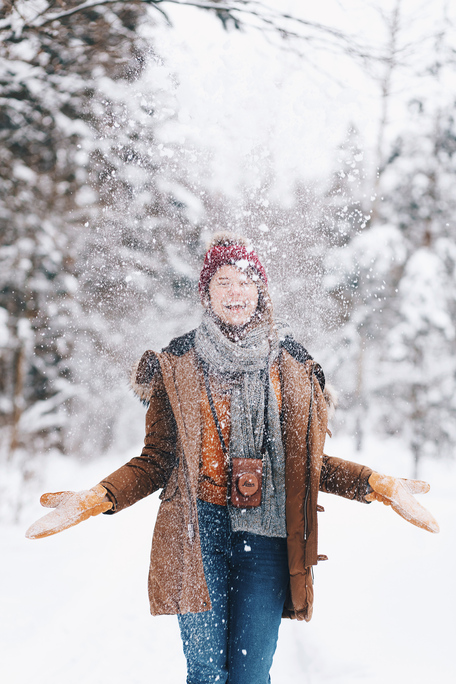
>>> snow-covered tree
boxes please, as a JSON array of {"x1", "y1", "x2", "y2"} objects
[
  {"x1": 316, "y1": 2, "x2": 456, "y2": 467},
  {"x1": 320, "y1": 97, "x2": 456, "y2": 474},
  {"x1": 0, "y1": 2, "x2": 206, "y2": 472},
  {"x1": 375, "y1": 101, "x2": 456, "y2": 475}
]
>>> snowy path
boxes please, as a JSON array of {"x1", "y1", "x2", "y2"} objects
[{"x1": 2, "y1": 437, "x2": 455, "y2": 684}]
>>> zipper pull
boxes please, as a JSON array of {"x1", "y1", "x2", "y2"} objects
[{"x1": 188, "y1": 523, "x2": 194, "y2": 542}]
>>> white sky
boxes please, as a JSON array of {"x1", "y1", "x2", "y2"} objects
[{"x1": 140, "y1": 0, "x2": 453, "y2": 201}]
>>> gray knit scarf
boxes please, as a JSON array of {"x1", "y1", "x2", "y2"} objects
[{"x1": 195, "y1": 312, "x2": 292, "y2": 538}]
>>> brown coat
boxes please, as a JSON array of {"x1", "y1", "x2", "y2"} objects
[{"x1": 100, "y1": 334, "x2": 372, "y2": 622}]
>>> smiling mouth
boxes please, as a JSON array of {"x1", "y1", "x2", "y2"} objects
[{"x1": 224, "y1": 303, "x2": 247, "y2": 310}]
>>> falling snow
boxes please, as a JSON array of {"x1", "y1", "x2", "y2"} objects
[{"x1": 1, "y1": 1, "x2": 455, "y2": 682}]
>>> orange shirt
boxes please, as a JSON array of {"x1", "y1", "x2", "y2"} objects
[{"x1": 198, "y1": 362, "x2": 282, "y2": 506}]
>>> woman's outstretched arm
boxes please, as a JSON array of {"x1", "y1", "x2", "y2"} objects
[{"x1": 320, "y1": 454, "x2": 439, "y2": 533}]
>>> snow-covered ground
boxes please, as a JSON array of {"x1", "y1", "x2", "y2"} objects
[{"x1": 2, "y1": 435, "x2": 455, "y2": 684}]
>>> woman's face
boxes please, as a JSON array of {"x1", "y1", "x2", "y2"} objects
[{"x1": 208, "y1": 265, "x2": 259, "y2": 327}]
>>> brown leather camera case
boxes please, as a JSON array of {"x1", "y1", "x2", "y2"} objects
[{"x1": 230, "y1": 457, "x2": 263, "y2": 508}]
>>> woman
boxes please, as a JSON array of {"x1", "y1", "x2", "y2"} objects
[{"x1": 26, "y1": 234, "x2": 438, "y2": 684}]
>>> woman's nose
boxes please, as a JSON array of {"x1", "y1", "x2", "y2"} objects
[{"x1": 227, "y1": 282, "x2": 242, "y2": 295}]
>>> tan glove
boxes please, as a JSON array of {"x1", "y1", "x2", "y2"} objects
[
  {"x1": 366, "y1": 473, "x2": 439, "y2": 533},
  {"x1": 25, "y1": 484, "x2": 112, "y2": 539}
]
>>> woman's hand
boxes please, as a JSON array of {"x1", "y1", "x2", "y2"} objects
[
  {"x1": 25, "y1": 484, "x2": 112, "y2": 539},
  {"x1": 366, "y1": 473, "x2": 439, "y2": 533}
]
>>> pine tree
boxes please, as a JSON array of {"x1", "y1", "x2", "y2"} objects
[
  {"x1": 376, "y1": 101, "x2": 456, "y2": 476},
  {"x1": 0, "y1": 2, "x2": 206, "y2": 474}
]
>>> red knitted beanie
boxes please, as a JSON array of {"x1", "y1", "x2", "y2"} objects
[{"x1": 199, "y1": 238, "x2": 268, "y2": 299}]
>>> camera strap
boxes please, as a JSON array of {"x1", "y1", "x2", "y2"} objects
[{"x1": 202, "y1": 361, "x2": 229, "y2": 458}]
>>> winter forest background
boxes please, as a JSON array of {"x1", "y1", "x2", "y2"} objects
[
  {"x1": 1, "y1": 2, "x2": 456, "y2": 683},
  {"x1": 1, "y1": 0, "x2": 455, "y2": 510}
]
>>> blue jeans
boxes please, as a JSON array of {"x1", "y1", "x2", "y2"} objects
[{"x1": 178, "y1": 499, "x2": 289, "y2": 684}]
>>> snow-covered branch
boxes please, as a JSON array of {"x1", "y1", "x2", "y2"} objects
[{"x1": 0, "y1": 0, "x2": 378, "y2": 62}]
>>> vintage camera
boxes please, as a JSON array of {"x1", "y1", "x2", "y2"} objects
[{"x1": 230, "y1": 457, "x2": 263, "y2": 508}]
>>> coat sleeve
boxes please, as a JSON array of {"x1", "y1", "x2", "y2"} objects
[
  {"x1": 319, "y1": 454, "x2": 373, "y2": 503},
  {"x1": 100, "y1": 371, "x2": 177, "y2": 513}
]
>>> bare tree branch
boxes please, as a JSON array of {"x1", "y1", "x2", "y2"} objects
[{"x1": 0, "y1": 0, "x2": 381, "y2": 64}]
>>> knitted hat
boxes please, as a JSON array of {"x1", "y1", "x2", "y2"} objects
[{"x1": 199, "y1": 234, "x2": 268, "y2": 299}]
